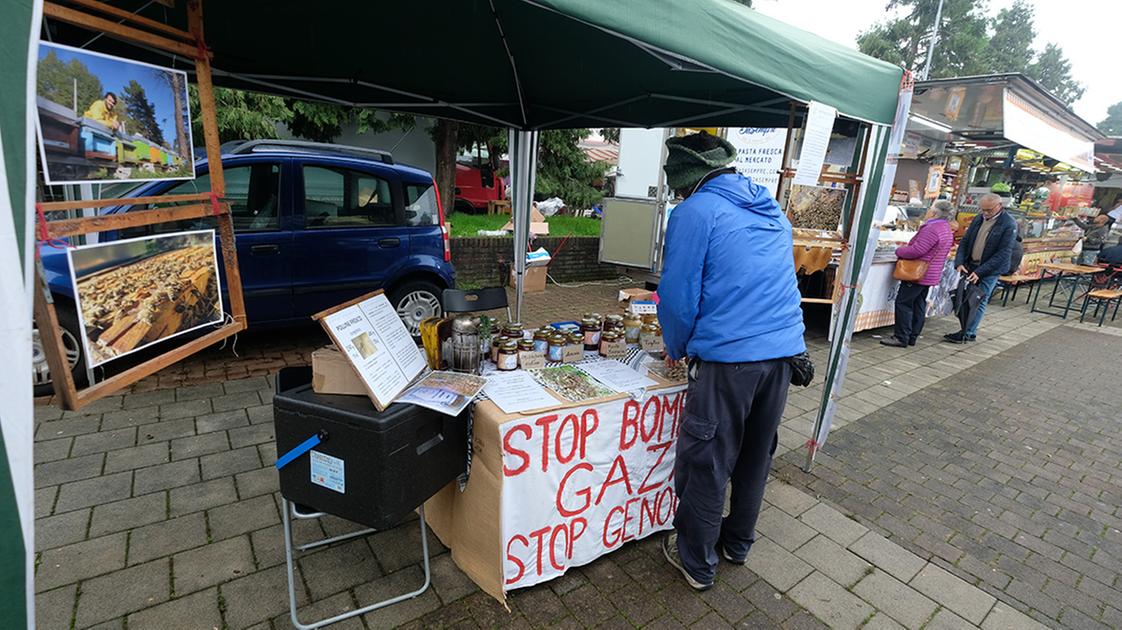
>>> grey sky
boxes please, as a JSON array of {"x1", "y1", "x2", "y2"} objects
[{"x1": 753, "y1": 0, "x2": 1119, "y2": 126}]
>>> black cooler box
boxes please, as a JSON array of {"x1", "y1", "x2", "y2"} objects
[{"x1": 272, "y1": 367, "x2": 468, "y2": 530}]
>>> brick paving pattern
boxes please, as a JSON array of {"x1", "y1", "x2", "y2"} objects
[
  {"x1": 776, "y1": 326, "x2": 1122, "y2": 629},
  {"x1": 33, "y1": 281, "x2": 1116, "y2": 629}
]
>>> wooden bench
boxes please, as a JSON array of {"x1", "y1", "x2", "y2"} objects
[
  {"x1": 487, "y1": 200, "x2": 511, "y2": 215},
  {"x1": 996, "y1": 272, "x2": 1042, "y2": 306},
  {"x1": 1079, "y1": 288, "x2": 1122, "y2": 326}
]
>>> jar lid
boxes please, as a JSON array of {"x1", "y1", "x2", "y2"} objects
[
  {"x1": 518, "y1": 339, "x2": 535, "y2": 350},
  {"x1": 501, "y1": 340, "x2": 518, "y2": 350},
  {"x1": 605, "y1": 314, "x2": 624, "y2": 323},
  {"x1": 580, "y1": 318, "x2": 599, "y2": 326},
  {"x1": 602, "y1": 331, "x2": 621, "y2": 341},
  {"x1": 503, "y1": 322, "x2": 524, "y2": 331},
  {"x1": 550, "y1": 333, "x2": 567, "y2": 343},
  {"x1": 568, "y1": 332, "x2": 584, "y2": 343},
  {"x1": 534, "y1": 328, "x2": 551, "y2": 338}
]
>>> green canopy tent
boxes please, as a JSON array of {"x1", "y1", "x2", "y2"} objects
[
  {"x1": 0, "y1": 1, "x2": 41, "y2": 627},
  {"x1": 10, "y1": 1, "x2": 908, "y2": 622}
]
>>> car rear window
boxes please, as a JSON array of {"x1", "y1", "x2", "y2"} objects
[
  {"x1": 303, "y1": 165, "x2": 396, "y2": 228},
  {"x1": 404, "y1": 182, "x2": 439, "y2": 227}
]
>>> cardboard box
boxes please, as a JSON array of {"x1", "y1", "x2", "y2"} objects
[
  {"x1": 509, "y1": 265, "x2": 548, "y2": 294},
  {"x1": 311, "y1": 346, "x2": 366, "y2": 396},
  {"x1": 501, "y1": 206, "x2": 550, "y2": 235},
  {"x1": 617, "y1": 287, "x2": 654, "y2": 303}
]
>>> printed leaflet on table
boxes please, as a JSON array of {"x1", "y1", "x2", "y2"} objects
[
  {"x1": 396, "y1": 371, "x2": 487, "y2": 417},
  {"x1": 482, "y1": 371, "x2": 561, "y2": 414},
  {"x1": 577, "y1": 359, "x2": 657, "y2": 393}
]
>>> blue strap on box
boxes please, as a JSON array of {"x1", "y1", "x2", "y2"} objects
[{"x1": 275, "y1": 431, "x2": 326, "y2": 470}]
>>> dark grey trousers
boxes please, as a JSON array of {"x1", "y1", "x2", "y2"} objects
[{"x1": 674, "y1": 357, "x2": 792, "y2": 583}]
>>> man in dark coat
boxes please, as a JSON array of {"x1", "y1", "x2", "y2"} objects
[{"x1": 944, "y1": 193, "x2": 1017, "y2": 343}]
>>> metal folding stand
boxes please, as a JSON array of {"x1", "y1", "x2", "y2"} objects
[{"x1": 281, "y1": 498, "x2": 432, "y2": 630}]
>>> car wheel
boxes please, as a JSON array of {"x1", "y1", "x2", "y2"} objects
[
  {"x1": 32, "y1": 304, "x2": 88, "y2": 397},
  {"x1": 390, "y1": 281, "x2": 443, "y2": 337}
]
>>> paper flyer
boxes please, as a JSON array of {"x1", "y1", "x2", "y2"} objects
[
  {"x1": 482, "y1": 371, "x2": 560, "y2": 414},
  {"x1": 397, "y1": 371, "x2": 487, "y2": 417},
  {"x1": 578, "y1": 359, "x2": 657, "y2": 393},
  {"x1": 793, "y1": 101, "x2": 838, "y2": 186}
]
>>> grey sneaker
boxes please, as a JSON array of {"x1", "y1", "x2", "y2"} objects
[
  {"x1": 718, "y1": 539, "x2": 746, "y2": 565},
  {"x1": 662, "y1": 532, "x2": 713, "y2": 591}
]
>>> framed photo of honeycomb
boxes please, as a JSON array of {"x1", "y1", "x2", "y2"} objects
[{"x1": 66, "y1": 230, "x2": 223, "y2": 366}]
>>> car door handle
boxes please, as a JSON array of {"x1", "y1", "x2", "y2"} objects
[
  {"x1": 250, "y1": 244, "x2": 280, "y2": 255},
  {"x1": 379, "y1": 238, "x2": 401, "y2": 248}
]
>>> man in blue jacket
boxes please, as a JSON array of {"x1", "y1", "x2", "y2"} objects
[
  {"x1": 657, "y1": 132, "x2": 805, "y2": 590},
  {"x1": 944, "y1": 193, "x2": 1017, "y2": 343}
]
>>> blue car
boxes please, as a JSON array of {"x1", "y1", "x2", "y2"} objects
[{"x1": 34, "y1": 140, "x2": 455, "y2": 395}]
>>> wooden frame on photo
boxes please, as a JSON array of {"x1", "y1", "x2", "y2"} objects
[{"x1": 35, "y1": 0, "x2": 246, "y2": 411}]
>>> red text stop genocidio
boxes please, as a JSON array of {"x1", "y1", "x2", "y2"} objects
[{"x1": 501, "y1": 391, "x2": 686, "y2": 585}]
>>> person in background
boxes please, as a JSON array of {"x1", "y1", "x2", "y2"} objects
[
  {"x1": 881, "y1": 200, "x2": 955, "y2": 347},
  {"x1": 1098, "y1": 241, "x2": 1122, "y2": 265},
  {"x1": 657, "y1": 132, "x2": 805, "y2": 591},
  {"x1": 1073, "y1": 215, "x2": 1114, "y2": 265},
  {"x1": 83, "y1": 92, "x2": 121, "y2": 132},
  {"x1": 944, "y1": 192, "x2": 1017, "y2": 344}
]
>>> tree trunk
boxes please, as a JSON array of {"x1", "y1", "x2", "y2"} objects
[
  {"x1": 433, "y1": 119, "x2": 460, "y2": 215},
  {"x1": 171, "y1": 73, "x2": 189, "y2": 159}
]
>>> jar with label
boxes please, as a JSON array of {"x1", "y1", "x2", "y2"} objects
[
  {"x1": 547, "y1": 334, "x2": 567, "y2": 362},
  {"x1": 604, "y1": 314, "x2": 624, "y2": 332},
  {"x1": 641, "y1": 323, "x2": 664, "y2": 359},
  {"x1": 581, "y1": 318, "x2": 602, "y2": 351},
  {"x1": 497, "y1": 340, "x2": 519, "y2": 371},
  {"x1": 532, "y1": 328, "x2": 551, "y2": 354},
  {"x1": 502, "y1": 322, "x2": 524, "y2": 340},
  {"x1": 623, "y1": 314, "x2": 643, "y2": 344},
  {"x1": 567, "y1": 332, "x2": 585, "y2": 360},
  {"x1": 491, "y1": 336, "x2": 504, "y2": 363},
  {"x1": 599, "y1": 330, "x2": 625, "y2": 357}
]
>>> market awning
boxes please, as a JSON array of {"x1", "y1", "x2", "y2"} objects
[
  {"x1": 905, "y1": 74, "x2": 1103, "y2": 173},
  {"x1": 44, "y1": 0, "x2": 903, "y2": 129}
]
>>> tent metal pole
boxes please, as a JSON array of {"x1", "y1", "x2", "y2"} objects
[{"x1": 509, "y1": 130, "x2": 539, "y2": 323}]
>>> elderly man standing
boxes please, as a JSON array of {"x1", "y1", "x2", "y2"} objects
[
  {"x1": 944, "y1": 193, "x2": 1017, "y2": 343},
  {"x1": 656, "y1": 132, "x2": 805, "y2": 590}
]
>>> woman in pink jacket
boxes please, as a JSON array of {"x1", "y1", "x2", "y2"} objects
[{"x1": 882, "y1": 200, "x2": 956, "y2": 347}]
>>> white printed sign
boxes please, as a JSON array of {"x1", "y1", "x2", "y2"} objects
[
  {"x1": 793, "y1": 101, "x2": 838, "y2": 186},
  {"x1": 500, "y1": 386, "x2": 687, "y2": 589},
  {"x1": 728, "y1": 127, "x2": 786, "y2": 198},
  {"x1": 310, "y1": 450, "x2": 345, "y2": 494}
]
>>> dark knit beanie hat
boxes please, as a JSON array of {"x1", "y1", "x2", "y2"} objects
[{"x1": 663, "y1": 132, "x2": 737, "y2": 191}]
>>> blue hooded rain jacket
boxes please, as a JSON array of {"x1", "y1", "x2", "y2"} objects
[{"x1": 658, "y1": 173, "x2": 805, "y2": 363}]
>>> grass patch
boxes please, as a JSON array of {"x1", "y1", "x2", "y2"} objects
[{"x1": 448, "y1": 211, "x2": 601, "y2": 238}]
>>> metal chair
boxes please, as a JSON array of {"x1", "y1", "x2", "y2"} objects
[
  {"x1": 281, "y1": 499, "x2": 431, "y2": 629},
  {"x1": 442, "y1": 287, "x2": 512, "y2": 319}
]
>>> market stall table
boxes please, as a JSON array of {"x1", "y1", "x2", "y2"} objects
[
  {"x1": 1030, "y1": 263, "x2": 1104, "y2": 319},
  {"x1": 425, "y1": 360, "x2": 686, "y2": 607}
]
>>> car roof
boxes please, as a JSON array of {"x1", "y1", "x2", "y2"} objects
[{"x1": 192, "y1": 152, "x2": 434, "y2": 184}]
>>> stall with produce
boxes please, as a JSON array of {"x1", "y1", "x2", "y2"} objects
[
  {"x1": 7, "y1": 0, "x2": 908, "y2": 625},
  {"x1": 859, "y1": 74, "x2": 1106, "y2": 331}
]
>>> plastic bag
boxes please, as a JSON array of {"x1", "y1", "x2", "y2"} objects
[{"x1": 537, "y1": 197, "x2": 566, "y2": 216}]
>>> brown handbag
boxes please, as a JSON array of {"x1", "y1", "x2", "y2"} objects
[{"x1": 893, "y1": 258, "x2": 929, "y2": 282}]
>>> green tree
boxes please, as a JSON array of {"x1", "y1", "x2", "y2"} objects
[
  {"x1": 188, "y1": 85, "x2": 292, "y2": 144},
  {"x1": 286, "y1": 101, "x2": 415, "y2": 143},
  {"x1": 37, "y1": 50, "x2": 103, "y2": 114},
  {"x1": 535, "y1": 129, "x2": 606, "y2": 208},
  {"x1": 121, "y1": 80, "x2": 165, "y2": 145},
  {"x1": 600, "y1": 128, "x2": 620, "y2": 143},
  {"x1": 984, "y1": 0, "x2": 1035, "y2": 74},
  {"x1": 1027, "y1": 43, "x2": 1085, "y2": 105},
  {"x1": 857, "y1": 0, "x2": 988, "y2": 77},
  {"x1": 1097, "y1": 101, "x2": 1122, "y2": 136}
]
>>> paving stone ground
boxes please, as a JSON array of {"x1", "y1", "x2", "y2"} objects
[
  {"x1": 33, "y1": 280, "x2": 1115, "y2": 629},
  {"x1": 776, "y1": 325, "x2": 1122, "y2": 629}
]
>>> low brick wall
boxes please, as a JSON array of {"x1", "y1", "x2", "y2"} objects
[{"x1": 451, "y1": 236, "x2": 621, "y2": 286}]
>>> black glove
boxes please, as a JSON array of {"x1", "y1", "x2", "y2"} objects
[{"x1": 788, "y1": 352, "x2": 814, "y2": 387}]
